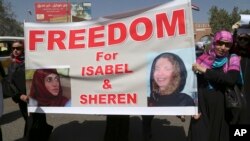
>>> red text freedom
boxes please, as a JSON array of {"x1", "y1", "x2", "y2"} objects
[{"x1": 28, "y1": 9, "x2": 186, "y2": 51}]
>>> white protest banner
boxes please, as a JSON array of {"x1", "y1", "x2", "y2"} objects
[
  {"x1": 240, "y1": 14, "x2": 250, "y2": 25},
  {"x1": 25, "y1": 0, "x2": 198, "y2": 115}
]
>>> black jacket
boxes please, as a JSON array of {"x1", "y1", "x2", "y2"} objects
[{"x1": 7, "y1": 61, "x2": 26, "y2": 103}]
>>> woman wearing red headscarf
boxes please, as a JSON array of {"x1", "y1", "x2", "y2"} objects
[
  {"x1": 28, "y1": 69, "x2": 70, "y2": 141},
  {"x1": 29, "y1": 69, "x2": 70, "y2": 107}
]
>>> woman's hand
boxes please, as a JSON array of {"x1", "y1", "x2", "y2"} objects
[
  {"x1": 192, "y1": 63, "x2": 207, "y2": 74},
  {"x1": 20, "y1": 94, "x2": 29, "y2": 103},
  {"x1": 192, "y1": 113, "x2": 201, "y2": 120},
  {"x1": 177, "y1": 115, "x2": 185, "y2": 122}
]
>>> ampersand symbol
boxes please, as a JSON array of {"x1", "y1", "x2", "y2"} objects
[{"x1": 103, "y1": 79, "x2": 112, "y2": 89}]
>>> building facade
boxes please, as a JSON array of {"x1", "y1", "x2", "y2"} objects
[{"x1": 193, "y1": 23, "x2": 212, "y2": 42}]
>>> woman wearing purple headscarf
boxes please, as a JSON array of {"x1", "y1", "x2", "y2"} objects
[{"x1": 188, "y1": 30, "x2": 241, "y2": 141}]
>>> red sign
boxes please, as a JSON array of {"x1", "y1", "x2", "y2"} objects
[{"x1": 35, "y1": 2, "x2": 71, "y2": 23}]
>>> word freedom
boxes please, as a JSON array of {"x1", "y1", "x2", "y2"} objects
[{"x1": 28, "y1": 9, "x2": 186, "y2": 51}]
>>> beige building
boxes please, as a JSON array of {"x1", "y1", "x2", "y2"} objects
[{"x1": 193, "y1": 23, "x2": 212, "y2": 42}]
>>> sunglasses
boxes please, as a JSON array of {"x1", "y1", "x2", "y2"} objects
[
  {"x1": 216, "y1": 41, "x2": 232, "y2": 48},
  {"x1": 12, "y1": 47, "x2": 23, "y2": 51}
]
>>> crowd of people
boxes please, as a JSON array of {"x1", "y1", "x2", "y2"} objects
[
  {"x1": 0, "y1": 22, "x2": 249, "y2": 141},
  {"x1": 103, "y1": 23, "x2": 250, "y2": 141}
]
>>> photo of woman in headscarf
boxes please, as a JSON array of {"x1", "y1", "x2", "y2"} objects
[
  {"x1": 148, "y1": 52, "x2": 194, "y2": 106},
  {"x1": 29, "y1": 69, "x2": 71, "y2": 107}
]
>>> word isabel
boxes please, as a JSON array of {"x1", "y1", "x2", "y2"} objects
[
  {"x1": 82, "y1": 64, "x2": 132, "y2": 76},
  {"x1": 28, "y1": 9, "x2": 186, "y2": 51},
  {"x1": 82, "y1": 52, "x2": 133, "y2": 76},
  {"x1": 80, "y1": 93, "x2": 137, "y2": 104}
]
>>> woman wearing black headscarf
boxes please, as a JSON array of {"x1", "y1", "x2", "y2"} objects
[
  {"x1": 142, "y1": 52, "x2": 194, "y2": 141},
  {"x1": 148, "y1": 52, "x2": 194, "y2": 106}
]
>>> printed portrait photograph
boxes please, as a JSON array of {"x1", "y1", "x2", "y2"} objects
[
  {"x1": 147, "y1": 51, "x2": 196, "y2": 107},
  {"x1": 26, "y1": 67, "x2": 71, "y2": 107}
]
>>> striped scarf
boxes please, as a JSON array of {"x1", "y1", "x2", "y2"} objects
[{"x1": 197, "y1": 53, "x2": 240, "y2": 72}]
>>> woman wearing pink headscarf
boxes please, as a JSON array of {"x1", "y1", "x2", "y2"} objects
[
  {"x1": 188, "y1": 30, "x2": 241, "y2": 141},
  {"x1": 29, "y1": 69, "x2": 70, "y2": 107}
]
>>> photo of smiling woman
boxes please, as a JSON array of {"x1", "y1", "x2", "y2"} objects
[
  {"x1": 148, "y1": 52, "x2": 195, "y2": 107},
  {"x1": 28, "y1": 69, "x2": 71, "y2": 107}
]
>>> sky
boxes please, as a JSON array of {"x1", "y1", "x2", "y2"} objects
[{"x1": 7, "y1": 0, "x2": 250, "y2": 23}]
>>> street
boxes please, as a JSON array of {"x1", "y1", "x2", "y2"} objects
[{"x1": 1, "y1": 97, "x2": 191, "y2": 141}]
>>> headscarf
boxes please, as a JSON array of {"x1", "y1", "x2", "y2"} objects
[
  {"x1": 11, "y1": 53, "x2": 24, "y2": 63},
  {"x1": 233, "y1": 33, "x2": 250, "y2": 57},
  {"x1": 29, "y1": 69, "x2": 68, "y2": 106},
  {"x1": 196, "y1": 30, "x2": 240, "y2": 72}
]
